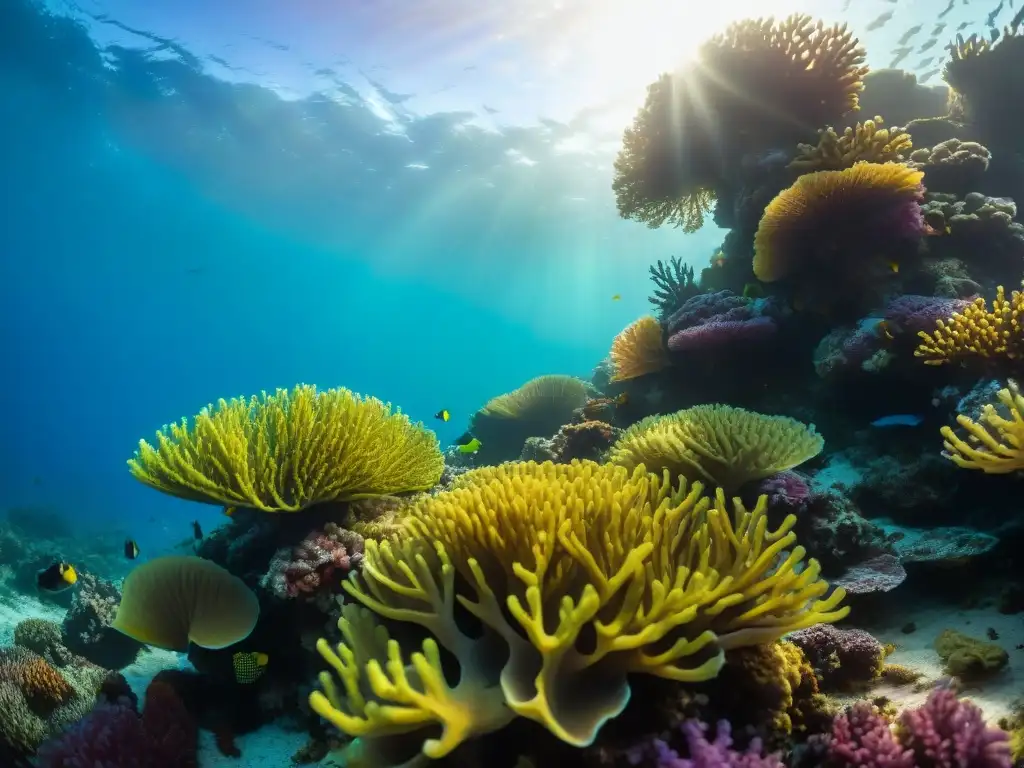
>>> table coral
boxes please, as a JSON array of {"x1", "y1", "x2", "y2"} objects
[
  {"x1": 310, "y1": 460, "x2": 847, "y2": 761},
  {"x1": 128, "y1": 384, "x2": 444, "y2": 511}
]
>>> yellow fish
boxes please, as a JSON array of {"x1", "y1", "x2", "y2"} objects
[
  {"x1": 457, "y1": 437, "x2": 482, "y2": 454},
  {"x1": 232, "y1": 651, "x2": 269, "y2": 684},
  {"x1": 611, "y1": 294, "x2": 621, "y2": 301},
  {"x1": 37, "y1": 561, "x2": 77, "y2": 592},
  {"x1": 888, "y1": 261, "x2": 900, "y2": 274},
  {"x1": 434, "y1": 409, "x2": 450, "y2": 422}
]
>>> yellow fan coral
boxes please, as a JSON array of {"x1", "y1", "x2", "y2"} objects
[
  {"x1": 128, "y1": 384, "x2": 443, "y2": 512},
  {"x1": 469, "y1": 375, "x2": 590, "y2": 462},
  {"x1": 941, "y1": 379, "x2": 1024, "y2": 473},
  {"x1": 754, "y1": 162, "x2": 925, "y2": 284},
  {"x1": 916, "y1": 284, "x2": 1024, "y2": 365},
  {"x1": 609, "y1": 316, "x2": 668, "y2": 381},
  {"x1": 607, "y1": 405, "x2": 823, "y2": 493},
  {"x1": 789, "y1": 117, "x2": 912, "y2": 171},
  {"x1": 311, "y1": 461, "x2": 847, "y2": 758}
]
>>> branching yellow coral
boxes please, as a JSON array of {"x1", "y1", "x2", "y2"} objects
[
  {"x1": 754, "y1": 162, "x2": 925, "y2": 284},
  {"x1": 312, "y1": 460, "x2": 847, "y2": 754},
  {"x1": 609, "y1": 316, "x2": 668, "y2": 382},
  {"x1": 916, "y1": 284, "x2": 1024, "y2": 365},
  {"x1": 128, "y1": 385, "x2": 443, "y2": 512},
  {"x1": 941, "y1": 379, "x2": 1024, "y2": 473},
  {"x1": 789, "y1": 117, "x2": 912, "y2": 171},
  {"x1": 607, "y1": 405, "x2": 823, "y2": 493}
]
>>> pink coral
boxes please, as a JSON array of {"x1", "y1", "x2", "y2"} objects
[
  {"x1": 262, "y1": 524, "x2": 364, "y2": 599},
  {"x1": 897, "y1": 689, "x2": 1011, "y2": 768},
  {"x1": 627, "y1": 719, "x2": 783, "y2": 768},
  {"x1": 828, "y1": 702, "x2": 914, "y2": 768}
]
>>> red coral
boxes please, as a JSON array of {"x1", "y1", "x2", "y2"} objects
[
  {"x1": 262, "y1": 524, "x2": 364, "y2": 599},
  {"x1": 898, "y1": 689, "x2": 1011, "y2": 768},
  {"x1": 829, "y1": 702, "x2": 914, "y2": 768}
]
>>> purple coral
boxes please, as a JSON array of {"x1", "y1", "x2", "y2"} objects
[
  {"x1": 788, "y1": 623, "x2": 884, "y2": 690},
  {"x1": 883, "y1": 295, "x2": 973, "y2": 336},
  {"x1": 666, "y1": 292, "x2": 777, "y2": 353},
  {"x1": 36, "y1": 702, "x2": 149, "y2": 767},
  {"x1": 627, "y1": 720, "x2": 783, "y2": 768},
  {"x1": 898, "y1": 689, "x2": 1011, "y2": 768},
  {"x1": 828, "y1": 702, "x2": 914, "y2": 768},
  {"x1": 261, "y1": 524, "x2": 364, "y2": 599},
  {"x1": 754, "y1": 471, "x2": 812, "y2": 509}
]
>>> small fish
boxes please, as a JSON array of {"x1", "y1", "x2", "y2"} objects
[
  {"x1": 889, "y1": 46, "x2": 914, "y2": 67},
  {"x1": 898, "y1": 24, "x2": 923, "y2": 44},
  {"x1": 124, "y1": 539, "x2": 140, "y2": 560},
  {"x1": 918, "y1": 38, "x2": 939, "y2": 52},
  {"x1": 939, "y1": 0, "x2": 956, "y2": 18},
  {"x1": 223, "y1": 506, "x2": 236, "y2": 517},
  {"x1": 37, "y1": 561, "x2": 77, "y2": 592},
  {"x1": 918, "y1": 56, "x2": 936, "y2": 67},
  {"x1": 192, "y1": 520, "x2": 203, "y2": 540},
  {"x1": 931, "y1": 23, "x2": 947, "y2": 36},
  {"x1": 877, "y1": 320, "x2": 895, "y2": 341},
  {"x1": 611, "y1": 294, "x2": 622, "y2": 302},
  {"x1": 988, "y1": 0, "x2": 1006, "y2": 26},
  {"x1": 957, "y1": 21, "x2": 971, "y2": 30},
  {"x1": 888, "y1": 261, "x2": 900, "y2": 274},
  {"x1": 614, "y1": 392, "x2": 629, "y2": 407},
  {"x1": 919, "y1": 68, "x2": 940, "y2": 82},
  {"x1": 456, "y1": 437, "x2": 482, "y2": 454},
  {"x1": 232, "y1": 651, "x2": 269, "y2": 684},
  {"x1": 866, "y1": 11, "x2": 894, "y2": 31},
  {"x1": 871, "y1": 414, "x2": 924, "y2": 428},
  {"x1": 434, "y1": 409, "x2": 450, "y2": 422}
]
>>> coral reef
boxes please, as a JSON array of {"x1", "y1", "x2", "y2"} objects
[
  {"x1": 666, "y1": 291, "x2": 777, "y2": 354},
  {"x1": 916, "y1": 284, "x2": 1024, "y2": 365},
  {"x1": 628, "y1": 718, "x2": 784, "y2": 767},
  {"x1": 62, "y1": 572, "x2": 143, "y2": 669},
  {"x1": 943, "y1": 29, "x2": 1024, "y2": 148},
  {"x1": 520, "y1": 420, "x2": 620, "y2": 464},
  {"x1": 310, "y1": 460, "x2": 847, "y2": 762},
  {"x1": 787, "y1": 624, "x2": 884, "y2": 691},
  {"x1": 648, "y1": 257, "x2": 701, "y2": 320},
  {"x1": 907, "y1": 139, "x2": 992, "y2": 194},
  {"x1": 941, "y1": 378, "x2": 1024, "y2": 473},
  {"x1": 129, "y1": 384, "x2": 443, "y2": 511}
]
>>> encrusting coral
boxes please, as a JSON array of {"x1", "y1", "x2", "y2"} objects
[
  {"x1": 788, "y1": 117, "x2": 912, "y2": 171},
  {"x1": 941, "y1": 379, "x2": 1024, "y2": 474},
  {"x1": 607, "y1": 405, "x2": 823, "y2": 493},
  {"x1": 128, "y1": 384, "x2": 443, "y2": 512},
  {"x1": 907, "y1": 139, "x2": 991, "y2": 194},
  {"x1": 753, "y1": 163, "x2": 926, "y2": 297},
  {"x1": 613, "y1": 14, "x2": 867, "y2": 230},
  {"x1": 934, "y1": 629, "x2": 1009, "y2": 681},
  {"x1": 609, "y1": 316, "x2": 668, "y2": 382},
  {"x1": 310, "y1": 460, "x2": 847, "y2": 762},
  {"x1": 915, "y1": 283, "x2": 1024, "y2": 365}
]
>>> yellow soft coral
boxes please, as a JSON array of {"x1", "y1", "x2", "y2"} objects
[
  {"x1": 789, "y1": 117, "x2": 913, "y2": 171},
  {"x1": 607, "y1": 405, "x2": 823, "y2": 493},
  {"x1": 941, "y1": 379, "x2": 1024, "y2": 473},
  {"x1": 916, "y1": 284, "x2": 1024, "y2": 365},
  {"x1": 754, "y1": 162, "x2": 925, "y2": 284},
  {"x1": 609, "y1": 316, "x2": 669, "y2": 381},
  {"x1": 313, "y1": 460, "x2": 847, "y2": 754},
  {"x1": 128, "y1": 385, "x2": 443, "y2": 512}
]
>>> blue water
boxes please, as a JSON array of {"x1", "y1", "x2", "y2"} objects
[{"x1": 0, "y1": 0, "x2": 997, "y2": 551}]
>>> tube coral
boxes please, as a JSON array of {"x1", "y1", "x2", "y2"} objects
[
  {"x1": 310, "y1": 460, "x2": 847, "y2": 759},
  {"x1": 128, "y1": 384, "x2": 443, "y2": 511}
]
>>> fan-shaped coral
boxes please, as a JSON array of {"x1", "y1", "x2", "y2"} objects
[
  {"x1": 754, "y1": 162, "x2": 926, "y2": 287},
  {"x1": 613, "y1": 15, "x2": 867, "y2": 229},
  {"x1": 607, "y1": 405, "x2": 824, "y2": 493},
  {"x1": 941, "y1": 379, "x2": 1024, "y2": 474},
  {"x1": 468, "y1": 375, "x2": 590, "y2": 462},
  {"x1": 916, "y1": 283, "x2": 1024, "y2": 365},
  {"x1": 311, "y1": 460, "x2": 847, "y2": 761},
  {"x1": 128, "y1": 384, "x2": 443, "y2": 512},
  {"x1": 789, "y1": 117, "x2": 912, "y2": 171},
  {"x1": 609, "y1": 316, "x2": 668, "y2": 381},
  {"x1": 112, "y1": 556, "x2": 259, "y2": 652}
]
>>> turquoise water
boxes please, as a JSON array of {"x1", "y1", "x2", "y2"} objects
[{"x1": 0, "y1": 0, "x2": 1000, "y2": 548}]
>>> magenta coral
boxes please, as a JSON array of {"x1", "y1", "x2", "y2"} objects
[
  {"x1": 898, "y1": 689, "x2": 1011, "y2": 768},
  {"x1": 828, "y1": 702, "x2": 914, "y2": 768},
  {"x1": 35, "y1": 703, "x2": 149, "y2": 767},
  {"x1": 668, "y1": 315, "x2": 776, "y2": 352},
  {"x1": 754, "y1": 470, "x2": 811, "y2": 508},
  {"x1": 627, "y1": 720, "x2": 784, "y2": 768},
  {"x1": 262, "y1": 525, "x2": 364, "y2": 599}
]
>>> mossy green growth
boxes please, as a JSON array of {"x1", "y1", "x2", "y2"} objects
[{"x1": 934, "y1": 628, "x2": 1008, "y2": 680}]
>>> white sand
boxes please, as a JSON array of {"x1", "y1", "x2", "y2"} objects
[
  {"x1": 0, "y1": 593, "x2": 66, "y2": 645},
  {"x1": 855, "y1": 602, "x2": 1023, "y2": 723}
]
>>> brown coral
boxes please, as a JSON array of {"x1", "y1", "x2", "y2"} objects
[
  {"x1": 609, "y1": 316, "x2": 669, "y2": 381},
  {"x1": 16, "y1": 658, "x2": 74, "y2": 715},
  {"x1": 789, "y1": 117, "x2": 912, "y2": 171},
  {"x1": 613, "y1": 15, "x2": 867, "y2": 230}
]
